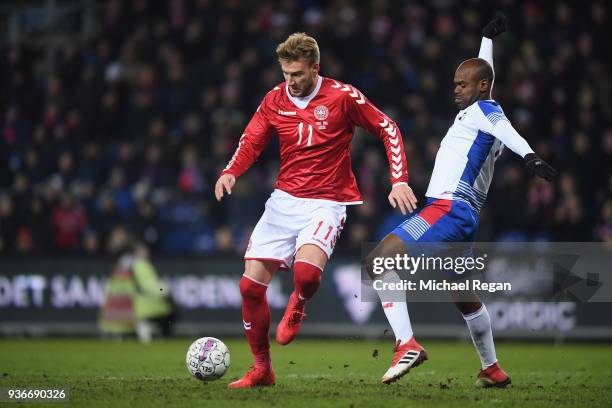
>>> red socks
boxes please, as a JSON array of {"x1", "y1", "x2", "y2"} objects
[
  {"x1": 293, "y1": 260, "x2": 322, "y2": 301},
  {"x1": 239, "y1": 276, "x2": 271, "y2": 367},
  {"x1": 239, "y1": 262, "x2": 321, "y2": 368}
]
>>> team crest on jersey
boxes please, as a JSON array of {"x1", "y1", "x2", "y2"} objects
[
  {"x1": 314, "y1": 105, "x2": 329, "y2": 130},
  {"x1": 314, "y1": 105, "x2": 329, "y2": 121}
]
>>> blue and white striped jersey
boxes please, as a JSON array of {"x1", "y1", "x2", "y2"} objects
[{"x1": 425, "y1": 99, "x2": 533, "y2": 212}]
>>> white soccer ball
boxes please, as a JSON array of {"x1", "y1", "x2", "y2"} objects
[{"x1": 186, "y1": 337, "x2": 231, "y2": 381}]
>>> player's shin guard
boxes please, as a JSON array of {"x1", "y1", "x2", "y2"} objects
[
  {"x1": 239, "y1": 275, "x2": 271, "y2": 368},
  {"x1": 463, "y1": 304, "x2": 497, "y2": 369}
]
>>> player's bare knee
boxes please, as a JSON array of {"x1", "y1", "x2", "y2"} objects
[
  {"x1": 244, "y1": 260, "x2": 278, "y2": 283},
  {"x1": 363, "y1": 234, "x2": 407, "y2": 280},
  {"x1": 452, "y1": 290, "x2": 482, "y2": 314},
  {"x1": 363, "y1": 246, "x2": 384, "y2": 280},
  {"x1": 295, "y1": 244, "x2": 328, "y2": 268}
]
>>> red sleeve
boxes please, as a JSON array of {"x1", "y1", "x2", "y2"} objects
[
  {"x1": 343, "y1": 85, "x2": 409, "y2": 185},
  {"x1": 221, "y1": 96, "x2": 274, "y2": 178}
]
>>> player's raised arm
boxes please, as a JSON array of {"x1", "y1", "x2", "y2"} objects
[
  {"x1": 215, "y1": 100, "x2": 274, "y2": 201},
  {"x1": 344, "y1": 87, "x2": 417, "y2": 214},
  {"x1": 479, "y1": 14, "x2": 507, "y2": 91}
]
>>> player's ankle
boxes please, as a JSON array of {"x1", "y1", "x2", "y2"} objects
[
  {"x1": 397, "y1": 336, "x2": 416, "y2": 346},
  {"x1": 296, "y1": 292, "x2": 308, "y2": 307},
  {"x1": 483, "y1": 360, "x2": 499, "y2": 370},
  {"x1": 254, "y1": 353, "x2": 271, "y2": 368}
]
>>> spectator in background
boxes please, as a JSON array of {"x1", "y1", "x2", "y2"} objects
[
  {"x1": 178, "y1": 145, "x2": 204, "y2": 195},
  {"x1": 0, "y1": 195, "x2": 17, "y2": 252},
  {"x1": 554, "y1": 173, "x2": 590, "y2": 241},
  {"x1": 92, "y1": 190, "x2": 122, "y2": 246},
  {"x1": 107, "y1": 166, "x2": 135, "y2": 217},
  {"x1": 595, "y1": 199, "x2": 612, "y2": 243},
  {"x1": 50, "y1": 191, "x2": 86, "y2": 252}
]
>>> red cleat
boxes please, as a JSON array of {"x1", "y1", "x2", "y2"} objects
[
  {"x1": 276, "y1": 292, "x2": 306, "y2": 345},
  {"x1": 228, "y1": 365, "x2": 276, "y2": 389},
  {"x1": 381, "y1": 337, "x2": 428, "y2": 384},
  {"x1": 476, "y1": 362, "x2": 511, "y2": 388}
]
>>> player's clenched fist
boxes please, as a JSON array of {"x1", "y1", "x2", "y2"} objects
[
  {"x1": 388, "y1": 183, "x2": 418, "y2": 215},
  {"x1": 215, "y1": 173, "x2": 236, "y2": 201}
]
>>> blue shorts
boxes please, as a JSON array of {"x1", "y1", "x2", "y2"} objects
[
  {"x1": 390, "y1": 198, "x2": 479, "y2": 281},
  {"x1": 391, "y1": 198, "x2": 479, "y2": 244}
]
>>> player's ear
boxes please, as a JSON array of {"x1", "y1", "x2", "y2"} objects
[
  {"x1": 479, "y1": 78, "x2": 490, "y2": 93},
  {"x1": 311, "y1": 62, "x2": 320, "y2": 74}
]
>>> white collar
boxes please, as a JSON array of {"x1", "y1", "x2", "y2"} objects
[{"x1": 285, "y1": 76, "x2": 322, "y2": 109}]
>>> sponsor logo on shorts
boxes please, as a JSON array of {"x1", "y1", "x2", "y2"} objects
[{"x1": 313, "y1": 238, "x2": 329, "y2": 247}]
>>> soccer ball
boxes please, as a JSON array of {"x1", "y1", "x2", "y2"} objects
[{"x1": 186, "y1": 337, "x2": 231, "y2": 381}]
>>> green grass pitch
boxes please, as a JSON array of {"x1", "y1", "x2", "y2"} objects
[{"x1": 0, "y1": 338, "x2": 610, "y2": 407}]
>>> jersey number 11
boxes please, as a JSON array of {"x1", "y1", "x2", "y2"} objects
[{"x1": 297, "y1": 122, "x2": 314, "y2": 146}]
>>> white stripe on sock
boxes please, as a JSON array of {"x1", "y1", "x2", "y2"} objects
[
  {"x1": 242, "y1": 274, "x2": 269, "y2": 287},
  {"x1": 293, "y1": 259, "x2": 324, "y2": 271}
]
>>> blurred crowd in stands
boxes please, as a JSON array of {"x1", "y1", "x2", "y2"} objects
[{"x1": 0, "y1": 0, "x2": 610, "y2": 256}]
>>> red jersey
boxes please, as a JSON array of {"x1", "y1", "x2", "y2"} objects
[
  {"x1": 50, "y1": 206, "x2": 86, "y2": 249},
  {"x1": 222, "y1": 76, "x2": 409, "y2": 204}
]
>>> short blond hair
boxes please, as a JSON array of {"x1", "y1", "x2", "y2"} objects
[{"x1": 276, "y1": 32, "x2": 320, "y2": 66}]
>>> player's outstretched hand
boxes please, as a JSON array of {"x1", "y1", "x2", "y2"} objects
[
  {"x1": 482, "y1": 13, "x2": 507, "y2": 39},
  {"x1": 215, "y1": 173, "x2": 236, "y2": 201},
  {"x1": 388, "y1": 183, "x2": 418, "y2": 215},
  {"x1": 524, "y1": 153, "x2": 558, "y2": 182}
]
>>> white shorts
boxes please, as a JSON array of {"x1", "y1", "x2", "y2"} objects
[{"x1": 245, "y1": 189, "x2": 347, "y2": 269}]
